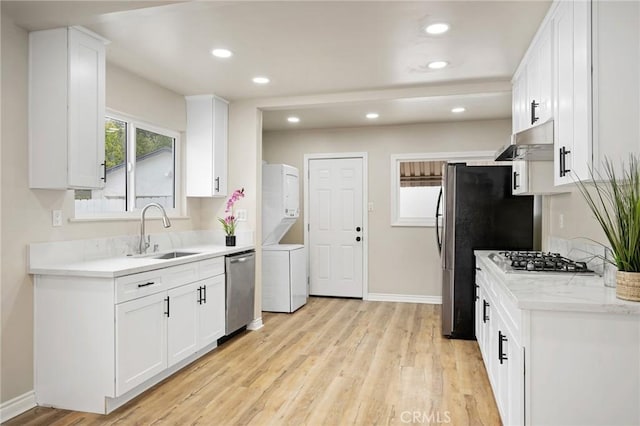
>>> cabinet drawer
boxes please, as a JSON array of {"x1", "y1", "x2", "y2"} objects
[
  {"x1": 116, "y1": 270, "x2": 165, "y2": 303},
  {"x1": 199, "y1": 257, "x2": 225, "y2": 279},
  {"x1": 116, "y1": 263, "x2": 200, "y2": 303},
  {"x1": 163, "y1": 263, "x2": 199, "y2": 289}
]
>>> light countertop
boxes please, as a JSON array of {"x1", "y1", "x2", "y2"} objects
[
  {"x1": 29, "y1": 244, "x2": 254, "y2": 278},
  {"x1": 475, "y1": 250, "x2": 640, "y2": 315}
]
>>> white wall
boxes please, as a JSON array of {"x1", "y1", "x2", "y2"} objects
[
  {"x1": 263, "y1": 119, "x2": 511, "y2": 298},
  {"x1": 0, "y1": 16, "x2": 202, "y2": 404}
]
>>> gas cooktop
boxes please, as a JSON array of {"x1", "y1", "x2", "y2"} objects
[{"x1": 489, "y1": 251, "x2": 595, "y2": 274}]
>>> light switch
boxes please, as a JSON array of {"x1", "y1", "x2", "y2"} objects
[
  {"x1": 52, "y1": 210, "x2": 63, "y2": 227},
  {"x1": 236, "y1": 209, "x2": 247, "y2": 221}
]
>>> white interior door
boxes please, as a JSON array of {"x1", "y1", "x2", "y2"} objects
[{"x1": 308, "y1": 158, "x2": 363, "y2": 298}]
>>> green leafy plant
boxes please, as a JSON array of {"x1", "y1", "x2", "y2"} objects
[{"x1": 575, "y1": 156, "x2": 640, "y2": 272}]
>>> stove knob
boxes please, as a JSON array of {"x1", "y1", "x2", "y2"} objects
[{"x1": 526, "y1": 261, "x2": 535, "y2": 271}]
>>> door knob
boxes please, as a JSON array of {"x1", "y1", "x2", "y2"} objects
[
  {"x1": 356, "y1": 226, "x2": 361, "y2": 232},
  {"x1": 356, "y1": 236, "x2": 361, "y2": 242}
]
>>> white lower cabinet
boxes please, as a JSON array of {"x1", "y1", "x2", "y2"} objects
[
  {"x1": 476, "y1": 255, "x2": 640, "y2": 425},
  {"x1": 34, "y1": 257, "x2": 227, "y2": 414},
  {"x1": 167, "y1": 283, "x2": 199, "y2": 367},
  {"x1": 198, "y1": 275, "x2": 226, "y2": 349},
  {"x1": 116, "y1": 293, "x2": 168, "y2": 396},
  {"x1": 476, "y1": 263, "x2": 524, "y2": 425}
]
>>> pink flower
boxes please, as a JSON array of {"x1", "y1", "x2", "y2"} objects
[
  {"x1": 225, "y1": 188, "x2": 245, "y2": 213},
  {"x1": 225, "y1": 215, "x2": 235, "y2": 225}
]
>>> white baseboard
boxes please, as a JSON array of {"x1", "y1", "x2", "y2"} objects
[
  {"x1": 247, "y1": 317, "x2": 263, "y2": 330},
  {"x1": 366, "y1": 293, "x2": 442, "y2": 304},
  {"x1": 0, "y1": 390, "x2": 36, "y2": 423}
]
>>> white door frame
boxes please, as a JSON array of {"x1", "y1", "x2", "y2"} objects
[{"x1": 304, "y1": 153, "x2": 369, "y2": 300}]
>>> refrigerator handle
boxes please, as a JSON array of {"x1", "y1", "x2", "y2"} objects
[{"x1": 435, "y1": 186, "x2": 443, "y2": 254}]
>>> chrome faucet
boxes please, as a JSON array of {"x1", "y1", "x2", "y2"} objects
[{"x1": 138, "y1": 203, "x2": 172, "y2": 254}]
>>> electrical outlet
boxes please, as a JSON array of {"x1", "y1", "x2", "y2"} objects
[
  {"x1": 368, "y1": 202, "x2": 374, "y2": 212},
  {"x1": 559, "y1": 213, "x2": 564, "y2": 229},
  {"x1": 236, "y1": 209, "x2": 247, "y2": 221},
  {"x1": 52, "y1": 210, "x2": 63, "y2": 227}
]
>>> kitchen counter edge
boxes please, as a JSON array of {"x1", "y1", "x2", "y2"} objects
[
  {"x1": 474, "y1": 250, "x2": 640, "y2": 315},
  {"x1": 29, "y1": 244, "x2": 255, "y2": 278}
]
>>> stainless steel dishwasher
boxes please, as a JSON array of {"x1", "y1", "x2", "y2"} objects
[{"x1": 225, "y1": 250, "x2": 256, "y2": 335}]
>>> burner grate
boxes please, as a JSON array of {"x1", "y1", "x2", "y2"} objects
[{"x1": 497, "y1": 251, "x2": 593, "y2": 273}]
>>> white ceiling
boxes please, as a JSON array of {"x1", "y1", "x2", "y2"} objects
[{"x1": 2, "y1": 0, "x2": 550, "y2": 130}]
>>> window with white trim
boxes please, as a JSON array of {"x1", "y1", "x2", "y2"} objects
[
  {"x1": 391, "y1": 152, "x2": 495, "y2": 227},
  {"x1": 74, "y1": 112, "x2": 181, "y2": 217}
]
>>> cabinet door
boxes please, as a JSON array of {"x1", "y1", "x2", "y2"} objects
[
  {"x1": 197, "y1": 275, "x2": 226, "y2": 350},
  {"x1": 535, "y1": 22, "x2": 553, "y2": 125},
  {"x1": 185, "y1": 95, "x2": 228, "y2": 197},
  {"x1": 512, "y1": 71, "x2": 528, "y2": 133},
  {"x1": 167, "y1": 283, "x2": 199, "y2": 367},
  {"x1": 511, "y1": 161, "x2": 528, "y2": 195},
  {"x1": 67, "y1": 27, "x2": 106, "y2": 189},
  {"x1": 116, "y1": 292, "x2": 167, "y2": 396},
  {"x1": 474, "y1": 273, "x2": 483, "y2": 351},
  {"x1": 555, "y1": 0, "x2": 592, "y2": 185},
  {"x1": 505, "y1": 334, "x2": 525, "y2": 426},
  {"x1": 212, "y1": 97, "x2": 228, "y2": 197},
  {"x1": 554, "y1": 0, "x2": 576, "y2": 186}
]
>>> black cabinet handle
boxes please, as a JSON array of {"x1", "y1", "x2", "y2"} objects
[
  {"x1": 559, "y1": 146, "x2": 572, "y2": 177},
  {"x1": 531, "y1": 100, "x2": 539, "y2": 125},
  {"x1": 483, "y1": 300, "x2": 490, "y2": 323},
  {"x1": 197, "y1": 286, "x2": 203, "y2": 304},
  {"x1": 475, "y1": 284, "x2": 480, "y2": 301},
  {"x1": 215, "y1": 177, "x2": 220, "y2": 192},
  {"x1": 164, "y1": 296, "x2": 170, "y2": 317},
  {"x1": 356, "y1": 236, "x2": 361, "y2": 242},
  {"x1": 498, "y1": 330, "x2": 508, "y2": 364},
  {"x1": 513, "y1": 171, "x2": 520, "y2": 190},
  {"x1": 137, "y1": 281, "x2": 155, "y2": 288},
  {"x1": 203, "y1": 285, "x2": 207, "y2": 304},
  {"x1": 475, "y1": 267, "x2": 481, "y2": 271},
  {"x1": 100, "y1": 162, "x2": 107, "y2": 183}
]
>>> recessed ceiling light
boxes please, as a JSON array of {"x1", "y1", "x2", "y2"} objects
[
  {"x1": 425, "y1": 23, "x2": 450, "y2": 35},
  {"x1": 366, "y1": 113, "x2": 379, "y2": 119},
  {"x1": 428, "y1": 61, "x2": 448, "y2": 70},
  {"x1": 252, "y1": 76, "x2": 270, "y2": 84},
  {"x1": 211, "y1": 48, "x2": 233, "y2": 58},
  {"x1": 287, "y1": 116, "x2": 300, "y2": 123},
  {"x1": 451, "y1": 107, "x2": 466, "y2": 113}
]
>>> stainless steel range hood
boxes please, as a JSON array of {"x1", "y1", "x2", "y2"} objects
[{"x1": 495, "y1": 120, "x2": 554, "y2": 161}]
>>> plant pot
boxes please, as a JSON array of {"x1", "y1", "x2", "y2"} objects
[
  {"x1": 225, "y1": 235, "x2": 236, "y2": 247},
  {"x1": 616, "y1": 271, "x2": 640, "y2": 301}
]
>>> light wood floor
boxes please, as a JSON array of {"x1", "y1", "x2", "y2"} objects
[{"x1": 6, "y1": 297, "x2": 500, "y2": 425}]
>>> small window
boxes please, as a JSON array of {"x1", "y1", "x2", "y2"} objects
[
  {"x1": 74, "y1": 113, "x2": 180, "y2": 218},
  {"x1": 392, "y1": 159, "x2": 444, "y2": 227},
  {"x1": 391, "y1": 152, "x2": 495, "y2": 227}
]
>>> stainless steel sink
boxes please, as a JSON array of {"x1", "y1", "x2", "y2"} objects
[{"x1": 152, "y1": 251, "x2": 200, "y2": 260}]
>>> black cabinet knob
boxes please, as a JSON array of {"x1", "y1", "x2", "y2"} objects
[
  {"x1": 356, "y1": 226, "x2": 361, "y2": 232},
  {"x1": 356, "y1": 236, "x2": 361, "y2": 242}
]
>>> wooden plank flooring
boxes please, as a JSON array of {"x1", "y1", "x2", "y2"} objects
[{"x1": 5, "y1": 297, "x2": 500, "y2": 425}]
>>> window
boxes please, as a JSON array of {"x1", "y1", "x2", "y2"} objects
[
  {"x1": 391, "y1": 152, "x2": 495, "y2": 227},
  {"x1": 74, "y1": 112, "x2": 181, "y2": 217}
]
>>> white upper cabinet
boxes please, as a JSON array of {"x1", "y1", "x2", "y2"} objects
[
  {"x1": 29, "y1": 27, "x2": 107, "y2": 190},
  {"x1": 512, "y1": 19, "x2": 554, "y2": 134},
  {"x1": 554, "y1": 0, "x2": 640, "y2": 185},
  {"x1": 185, "y1": 95, "x2": 229, "y2": 197}
]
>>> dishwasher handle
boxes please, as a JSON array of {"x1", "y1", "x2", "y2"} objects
[{"x1": 230, "y1": 257, "x2": 249, "y2": 264}]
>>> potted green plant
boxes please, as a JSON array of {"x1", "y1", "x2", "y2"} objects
[
  {"x1": 575, "y1": 156, "x2": 640, "y2": 301},
  {"x1": 218, "y1": 188, "x2": 245, "y2": 246}
]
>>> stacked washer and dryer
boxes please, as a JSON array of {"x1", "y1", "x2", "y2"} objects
[{"x1": 261, "y1": 163, "x2": 307, "y2": 313}]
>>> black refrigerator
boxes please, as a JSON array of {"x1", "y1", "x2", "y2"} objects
[{"x1": 436, "y1": 164, "x2": 535, "y2": 340}]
